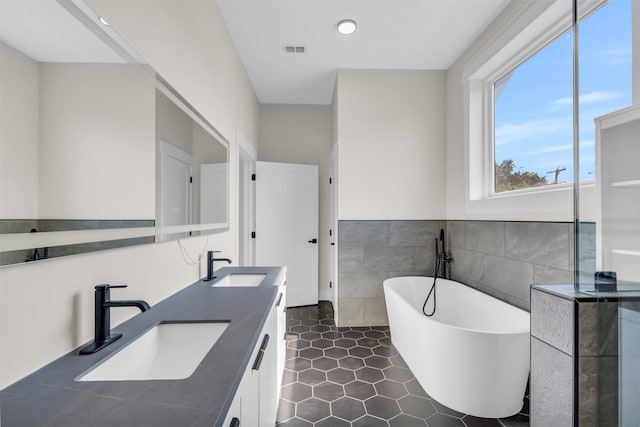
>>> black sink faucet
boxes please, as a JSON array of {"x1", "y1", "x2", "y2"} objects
[
  {"x1": 204, "y1": 250, "x2": 232, "y2": 281},
  {"x1": 79, "y1": 284, "x2": 150, "y2": 355}
]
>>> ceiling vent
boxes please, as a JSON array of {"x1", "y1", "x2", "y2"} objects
[{"x1": 284, "y1": 46, "x2": 305, "y2": 53}]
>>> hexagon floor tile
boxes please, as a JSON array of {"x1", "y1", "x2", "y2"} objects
[{"x1": 276, "y1": 302, "x2": 530, "y2": 427}]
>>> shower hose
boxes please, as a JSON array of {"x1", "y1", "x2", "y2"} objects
[{"x1": 422, "y1": 238, "x2": 441, "y2": 317}]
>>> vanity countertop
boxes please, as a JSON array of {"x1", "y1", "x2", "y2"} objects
[{"x1": 0, "y1": 266, "x2": 285, "y2": 427}]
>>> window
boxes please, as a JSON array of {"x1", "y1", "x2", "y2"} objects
[{"x1": 492, "y1": 0, "x2": 632, "y2": 193}]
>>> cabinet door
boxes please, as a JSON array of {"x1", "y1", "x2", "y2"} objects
[
  {"x1": 221, "y1": 392, "x2": 240, "y2": 427},
  {"x1": 222, "y1": 290, "x2": 281, "y2": 427},
  {"x1": 222, "y1": 360, "x2": 257, "y2": 427},
  {"x1": 257, "y1": 302, "x2": 278, "y2": 427},
  {"x1": 241, "y1": 349, "x2": 260, "y2": 426}
]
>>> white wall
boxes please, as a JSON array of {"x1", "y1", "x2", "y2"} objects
[
  {"x1": 0, "y1": 42, "x2": 39, "y2": 219},
  {"x1": 335, "y1": 69, "x2": 447, "y2": 220},
  {"x1": 38, "y1": 63, "x2": 156, "y2": 219},
  {"x1": 88, "y1": 0, "x2": 259, "y2": 149},
  {"x1": 446, "y1": 1, "x2": 529, "y2": 221},
  {"x1": 156, "y1": 89, "x2": 193, "y2": 155},
  {"x1": 258, "y1": 104, "x2": 333, "y2": 301},
  {"x1": 0, "y1": 53, "x2": 156, "y2": 221},
  {"x1": 0, "y1": 0, "x2": 258, "y2": 388}
]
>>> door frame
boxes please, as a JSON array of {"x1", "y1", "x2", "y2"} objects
[
  {"x1": 330, "y1": 143, "x2": 339, "y2": 324},
  {"x1": 236, "y1": 130, "x2": 257, "y2": 266}
]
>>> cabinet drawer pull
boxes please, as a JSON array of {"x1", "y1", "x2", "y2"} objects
[
  {"x1": 260, "y1": 334, "x2": 270, "y2": 351},
  {"x1": 230, "y1": 417, "x2": 240, "y2": 427},
  {"x1": 276, "y1": 292, "x2": 283, "y2": 307},
  {"x1": 252, "y1": 350, "x2": 264, "y2": 371}
]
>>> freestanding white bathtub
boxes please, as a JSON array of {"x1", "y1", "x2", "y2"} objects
[{"x1": 383, "y1": 276, "x2": 530, "y2": 418}]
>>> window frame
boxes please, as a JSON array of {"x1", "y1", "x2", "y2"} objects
[{"x1": 463, "y1": 0, "x2": 603, "y2": 218}]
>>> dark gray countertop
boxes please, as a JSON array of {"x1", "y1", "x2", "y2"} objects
[
  {"x1": 532, "y1": 283, "x2": 640, "y2": 301},
  {"x1": 0, "y1": 266, "x2": 284, "y2": 427}
]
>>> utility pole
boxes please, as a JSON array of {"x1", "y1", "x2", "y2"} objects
[{"x1": 546, "y1": 166, "x2": 567, "y2": 184}]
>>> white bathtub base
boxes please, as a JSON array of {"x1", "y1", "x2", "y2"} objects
[{"x1": 384, "y1": 276, "x2": 530, "y2": 419}]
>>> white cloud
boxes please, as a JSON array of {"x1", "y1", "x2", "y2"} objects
[
  {"x1": 518, "y1": 139, "x2": 594, "y2": 156},
  {"x1": 519, "y1": 143, "x2": 572, "y2": 156},
  {"x1": 579, "y1": 139, "x2": 595, "y2": 148},
  {"x1": 495, "y1": 117, "x2": 571, "y2": 146},
  {"x1": 551, "y1": 91, "x2": 624, "y2": 106},
  {"x1": 602, "y1": 47, "x2": 632, "y2": 66}
]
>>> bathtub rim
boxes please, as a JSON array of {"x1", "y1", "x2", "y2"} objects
[{"x1": 383, "y1": 276, "x2": 530, "y2": 336}]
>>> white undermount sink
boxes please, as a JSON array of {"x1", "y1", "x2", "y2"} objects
[
  {"x1": 211, "y1": 273, "x2": 267, "y2": 287},
  {"x1": 77, "y1": 321, "x2": 229, "y2": 381}
]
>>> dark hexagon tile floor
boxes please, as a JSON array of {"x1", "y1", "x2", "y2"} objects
[{"x1": 276, "y1": 302, "x2": 530, "y2": 427}]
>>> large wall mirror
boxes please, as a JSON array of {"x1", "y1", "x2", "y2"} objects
[{"x1": 0, "y1": 0, "x2": 229, "y2": 266}]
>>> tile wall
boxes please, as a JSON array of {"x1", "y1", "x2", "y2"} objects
[
  {"x1": 337, "y1": 220, "x2": 445, "y2": 326},
  {"x1": 337, "y1": 220, "x2": 595, "y2": 325},
  {"x1": 447, "y1": 221, "x2": 595, "y2": 311}
]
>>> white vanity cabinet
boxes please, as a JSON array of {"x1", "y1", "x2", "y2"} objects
[{"x1": 222, "y1": 275, "x2": 287, "y2": 427}]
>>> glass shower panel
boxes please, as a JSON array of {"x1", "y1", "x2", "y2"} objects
[
  {"x1": 576, "y1": 0, "x2": 639, "y2": 425},
  {"x1": 576, "y1": 0, "x2": 635, "y2": 290}
]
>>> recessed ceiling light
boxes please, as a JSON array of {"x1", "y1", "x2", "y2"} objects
[
  {"x1": 98, "y1": 16, "x2": 110, "y2": 27},
  {"x1": 337, "y1": 19, "x2": 357, "y2": 35}
]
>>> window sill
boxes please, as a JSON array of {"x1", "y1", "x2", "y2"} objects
[{"x1": 465, "y1": 182, "x2": 596, "y2": 221}]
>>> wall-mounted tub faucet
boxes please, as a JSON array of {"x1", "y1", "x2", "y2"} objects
[
  {"x1": 438, "y1": 228, "x2": 451, "y2": 279},
  {"x1": 79, "y1": 284, "x2": 150, "y2": 355},
  {"x1": 204, "y1": 250, "x2": 232, "y2": 281}
]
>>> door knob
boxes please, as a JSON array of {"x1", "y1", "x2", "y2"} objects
[{"x1": 308, "y1": 238, "x2": 318, "y2": 244}]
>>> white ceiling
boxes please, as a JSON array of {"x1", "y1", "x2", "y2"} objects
[
  {"x1": 0, "y1": 0, "x2": 122, "y2": 63},
  {"x1": 217, "y1": 0, "x2": 510, "y2": 105}
]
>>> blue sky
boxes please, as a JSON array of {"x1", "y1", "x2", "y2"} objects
[{"x1": 494, "y1": 0, "x2": 632, "y2": 187}]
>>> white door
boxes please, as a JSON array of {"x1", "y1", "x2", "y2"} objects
[
  {"x1": 200, "y1": 163, "x2": 227, "y2": 224},
  {"x1": 256, "y1": 161, "x2": 318, "y2": 307},
  {"x1": 160, "y1": 141, "x2": 192, "y2": 232}
]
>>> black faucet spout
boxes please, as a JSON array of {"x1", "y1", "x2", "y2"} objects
[
  {"x1": 105, "y1": 300, "x2": 150, "y2": 312},
  {"x1": 204, "y1": 250, "x2": 232, "y2": 281}
]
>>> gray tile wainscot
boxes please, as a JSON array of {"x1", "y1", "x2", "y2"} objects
[{"x1": 0, "y1": 266, "x2": 285, "y2": 427}]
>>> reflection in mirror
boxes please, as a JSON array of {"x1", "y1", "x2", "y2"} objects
[
  {"x1": 0, "y1": 0, "x2": 229, "y2": 266},
  {"x1": 156, "y1": 89, "x2": 229, "y2": 240}
]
